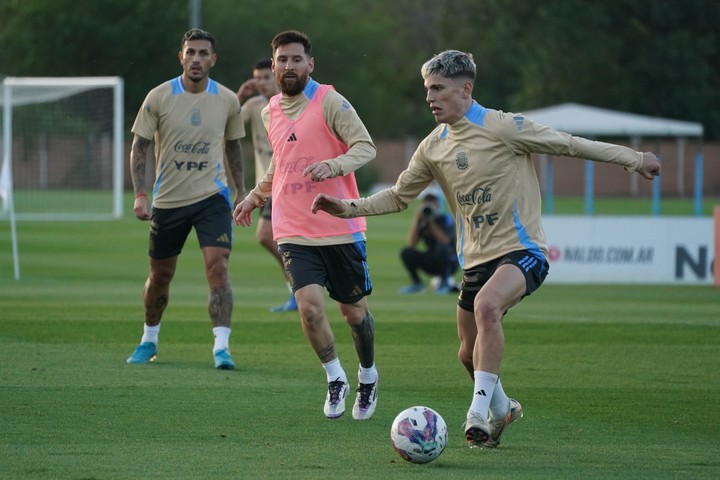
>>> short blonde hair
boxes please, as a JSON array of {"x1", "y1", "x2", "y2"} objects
[{"x1": 421, "y1": 50, "x2": 476, "y2": 81}]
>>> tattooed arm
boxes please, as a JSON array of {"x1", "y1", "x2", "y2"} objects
[
  {"x1": 225, "y1": 138, "x2": 245, "y2": 207},
  {"x1": 130, "y1": 134, "x2": 152, "y2": 221}
]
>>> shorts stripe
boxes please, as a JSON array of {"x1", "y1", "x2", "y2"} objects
[{"x1": 518, "y1": 255, "x2": 538, "y2": 272}]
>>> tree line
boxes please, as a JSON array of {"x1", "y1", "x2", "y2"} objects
[{"x1": 1, "y1": 0, "x2": 718, "y2": 139}]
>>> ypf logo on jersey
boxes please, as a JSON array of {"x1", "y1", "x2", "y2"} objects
[
  {"x1": 455, "y1": 150, "x2": 468, "y2": 170},
  {"x1": 191, "y1": 107, "x2": 202, "y2": 127}
]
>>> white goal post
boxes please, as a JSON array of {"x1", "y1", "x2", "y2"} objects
[{"x1": 1, "y1": 76, "x2": 124, "y2": 221}]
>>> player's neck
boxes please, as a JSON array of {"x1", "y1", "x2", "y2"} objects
[{"x1": 181, "y1": 74, "x2": 209, "y2": 94}]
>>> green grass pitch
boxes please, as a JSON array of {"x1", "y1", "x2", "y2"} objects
[{"x1": 0, "y1": 197, "x2": 718, "y2": 479}]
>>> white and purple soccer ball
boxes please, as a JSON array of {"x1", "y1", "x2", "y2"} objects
[{"x1": 390, "y1": 406, "x2": 448, "y2": 464}]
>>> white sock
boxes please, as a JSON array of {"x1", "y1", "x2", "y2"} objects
[
  {"x1": 469, "y1": 371, "x2": 498, "y2": 417},
  {"x1": 322, "y1": 358, "x2": 347, "y2": 384},
  {"x1": 212, "y1": 327, "x2": 231, "y2": 351},
  {"x1": 286, "y1": 282, "x2": 293, "y2": 293},
  {"x1": 358, "y1": 363, "x2": 378, "y2": 384},
  {"x1": 488, "y1": 378, "x2": 510, "y2": 419},
  {"x1": 141, "y1": 324, "x2": 160, "y2": 345}
]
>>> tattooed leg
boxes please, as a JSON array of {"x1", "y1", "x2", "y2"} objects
[
  {"x1": 144, "y1": 256, "x2": 177, "y2": 326},
  {"x1": 350, "y1": 312, "x2": 375, "y2": 368},
  {"x1": 209, "y1": 284, "x2": 233, "y2": 328},
  {"x1": 316, "y1": 343, "x2": 337, "y2": 364}
]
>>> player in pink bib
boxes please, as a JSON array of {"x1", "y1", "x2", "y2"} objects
[
  {"x1": 234, "y1": 30, "x2": 379, "y2": 421},
  {"x1": 266, "y1": 83, "x2": 367, "y2": 239}
]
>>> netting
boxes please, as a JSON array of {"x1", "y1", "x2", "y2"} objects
[{"x1": 1, "y1": 77, "x2": 124, "y2": 220}]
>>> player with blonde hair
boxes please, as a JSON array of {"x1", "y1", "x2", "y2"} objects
[{"x1": 312, "y1": 49, "x2": 660, "y2": 444}]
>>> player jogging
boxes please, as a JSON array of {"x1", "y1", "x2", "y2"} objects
[{"x1": 234, "y1": 30, "x2": 379, "y2": 420}]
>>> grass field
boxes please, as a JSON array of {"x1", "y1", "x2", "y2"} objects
[{"x1": 1, "y1": 196, "x2": 719, "y2": 479}]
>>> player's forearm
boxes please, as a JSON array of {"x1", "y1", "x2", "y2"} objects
[
  {"x1": 245, "y1": 166, "x2": 274, "y2": 207},
  {"x1": 130, "y1": 135, "x2": 151, "y2": 195},
  {"x1": 225, "y1": 139, "x2": 245, "y2": 195},
  {"x1": 567, "y1": 136, "x2": 643, "y2": 172},
  {"x1": 336, "y1": 188, "x2": 408, "y2": 218},
  {"x1": 323, "y1": 140, "x2": 376, "y2": 177}
]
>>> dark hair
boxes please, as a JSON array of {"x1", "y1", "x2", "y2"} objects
[
  {"x1": 271, "y1": 30, "x2": 312, "y2": 56},
  {"x1": 423, "y1": 193, "x2": 439, "y2": 203},
  {"x1": 182, "y1": 28, "x2": 216, "y2": 51},
  {"x1": 253, "y1": 58, "x2": 272, "y2": 70}
]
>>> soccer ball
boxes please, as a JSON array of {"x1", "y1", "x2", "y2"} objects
[{"x1": 390, "y1": 406, "x2": 448, "y2": 464}]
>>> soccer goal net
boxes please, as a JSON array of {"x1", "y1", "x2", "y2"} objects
[{"x1": 1, "y1": 76, "x2": 124, "y2": 220}]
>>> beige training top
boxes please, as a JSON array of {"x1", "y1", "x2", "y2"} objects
[
  {"x1": 132, "y1": 76, "x2": 245, "y2": 208},
  {"x1": 337, "y1": 101, "x2": 642, "y2": 269},
  {"x1": 241, "y1": 95, "x2": 273, "y2": 184}
]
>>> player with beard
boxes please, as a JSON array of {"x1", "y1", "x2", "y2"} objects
[{"x1": 233, "y1": 31, "x2": 379, "y2": 420}]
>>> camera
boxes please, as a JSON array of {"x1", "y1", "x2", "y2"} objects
[{"x1": 421, "y1": 203, "x2": 437, "y2": 218}]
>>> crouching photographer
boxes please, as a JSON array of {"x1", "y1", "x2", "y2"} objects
[{"x1": 398, "y1": 193, "x2": 458, "y2": 294}]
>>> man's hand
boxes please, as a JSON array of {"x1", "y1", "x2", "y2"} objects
[
  {"x1": 303, "y1": 162, "x2": 333, "y2": 182},
  {"x1": 133, "y1": 194, "x2": 150, "y2": 221},
  {"x1": 233, "y1": 191, "x2": 246, "y2": 210},
  {"x1": 637, "y1": 152, "x2": 661, "y2": 180},
  {"x1": 311, "y1": 193, "x2": 347, "y2": 216},
  {"x1": 236, "y1": 78, "x2": 257, "y2": 103},
  {"x1": 233, "y1": 198, "x2": 257, "y2": 226}
]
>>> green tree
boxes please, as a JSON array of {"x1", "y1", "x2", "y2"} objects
[
  {"x1": 0, "y1": 0, "x2": 187, "y2": 132},
  {"x1": 476, "y1": 0, "x2": 720, "y2": 137},
  {"x1": 1, "y1": 0, "x2": 718, "y2": 139}
]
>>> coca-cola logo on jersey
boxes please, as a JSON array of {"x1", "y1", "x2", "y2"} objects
[
  {"x1": 174, "y1": 141, "x2": 210, "y2": 154},
  {"x1": 456, "y1": 186, "x2": 492, "y2": 205},
  {"x1": 278, "y1": 156, "x2": 315, "y2": 174}
]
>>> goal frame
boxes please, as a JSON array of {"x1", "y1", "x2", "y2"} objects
[{"x1": 1, "y1": 76, "x2": 124, "y2": 220}]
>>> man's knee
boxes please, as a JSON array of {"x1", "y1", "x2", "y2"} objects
[
  {"x1": 149, "y1": 259, "x2": 176, "y2": 285},
  {"x1": 339, "y1": 300, "x2": 369, "y2": 326},
  {"x1": 474, "y1": 294, "x2": 504, "y2": 326},
  {"x1": 298, "y1": 298, "x2": 325, "y2": 326}
]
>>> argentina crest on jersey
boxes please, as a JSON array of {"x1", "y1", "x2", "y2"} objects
[
  {"x1": 191, "y1": 107, "x2": 202, "y2": 127},
  {"x1": 455, "y1": 149, "x2": 468, "y2": 170}
]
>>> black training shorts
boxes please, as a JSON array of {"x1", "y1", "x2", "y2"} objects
[
  {"x1": 278, "y1": 242, "x2": 372, "y2": 304},
  {"x1": 458, "y1": 249, "x2": 549, "y2": 312},
  {"x1": 148, "y1": 193, "x2": 232, "y2": 259}
]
